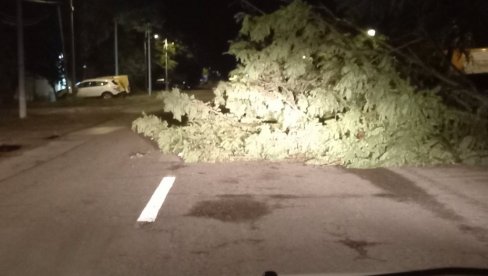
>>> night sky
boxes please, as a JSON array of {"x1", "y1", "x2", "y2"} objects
[
  {"x1": 160, "y1": 0, "x2": 286, "y2": 73},
  {"x1": 0, "y1": 0, "x2": 288, "y2": 79},
  {"x1": 1, "y1": 0, "x2": 488, "y2": 90}
]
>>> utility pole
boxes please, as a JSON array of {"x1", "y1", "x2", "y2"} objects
[
  {"x1": 143, "y1": 31, "x2": 147, "y2": 92},
  {"x1": 17, "y1": 0, "x2": 26, "y2": 119},
  {"x1": 146, "y1": 26, "x2": 152, "y2": 95},
  {"x1": 165, "y1": 38, "x2": 169, "y2": 91},
  {"x1": 16, "y1": 0, "x2": 63, "y2": 114},
  {"x1": 69, "y1": 0, "x2": 76, "y2": 92},
  {"x1": 114, "y1": 18, "x2": 118, "y2": 75},
  {"x1": 56, "y1": 5, "x2": 68, "y2": 99}
]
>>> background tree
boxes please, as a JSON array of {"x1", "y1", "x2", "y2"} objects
[
  {"x1": 153, "y1": 39, "x2": 197, "y2": 85},
  {"x1": 0, "y1": 1, "x2": 62, "y2": 102},
  {"x1": 333, "y1": 0, "x2": 488, "y2": 72},
  {"x1": 76, "y1": 0, "x2": 197, "y2": 90},
  {"x1": 0, "y1": 20, "x2": 17, "y2": 103}
]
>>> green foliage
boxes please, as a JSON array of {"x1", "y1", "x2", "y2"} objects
[
  {"x1": 160, "y1": 89, "x2": 217, "y2": 122},
  {"x1": 153, "y1": 40, "x2": 192, "y2": 74},
  {"x1": 133, "y1": 0, "x2": 488, "y2": 167}
]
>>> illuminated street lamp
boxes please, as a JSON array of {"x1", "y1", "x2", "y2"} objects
[
  {"x1": 367, "y1": 29, "x2": 376, "y2": 37},
  {"x1": 164, "y1": 38, "x2": 168, "y2": 91},
  {"x1": 145, "y1": 31, "x2": 163, "y2": 95},
  {"x1": 145, "y1": 27, "x2": 155, "y2": 95},
  {"x1": 114, "y1": 18, "x2": 118, "y2": 75},
  {"x1": 162, "y1": 39, "x2": 174, "y2": 92},
  {"x1": 17, "y1": 0, "x2": 25, "y2": 118}
]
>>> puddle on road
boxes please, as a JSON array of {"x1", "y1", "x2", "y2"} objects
[
  {"x1": 167, "y1": 163, "x2": 186, "y2": 171},
  {"x1": 0, "y1": 144, "x2": 22, "y2": 153},
  {"x1": 347, "y1": 168, "x2": 462, "y2": 221},
  {"x1": 337, "y1": 238, "x2": 382, "y2": 260},
  {"x1": 268, "y1": 194, "x2": 302, "y2": 200},
  {"x1": 187, "y1": 195, "x2": 270, "y2": 223},
  {"x1": 44, "y1": 134, "x2": 60, "y2": 140}
]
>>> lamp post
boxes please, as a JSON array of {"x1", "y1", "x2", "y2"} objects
[
  {"x1": 114, "y1": 18, "x2": 118, "y2": 75},
  {"x1": 145, "y1": 26, "x2": 152, "y2": 95},
  {"x1": 17, "y1": 0, "x2": 26, "y2": 118},
  {"x1": 69, "y1": 0, "x2": 76, "y2": 92},
  {"x1": 164, "y1": 38, "x2": 168, "y2": 91},
  {"x1": 17, "y1": 0, "x2": 64, "y2": 118}
]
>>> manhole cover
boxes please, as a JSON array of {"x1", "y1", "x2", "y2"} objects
[
  {"x1": 187, "y1": 196, "x2": 270, "y2": 223},
  {"x1": 0, "y1": 144, "x2": 22, "y2": 153}
]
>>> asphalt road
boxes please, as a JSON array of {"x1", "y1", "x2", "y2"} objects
[{"x1": 0, "y1": 105, "x2": 487, "y2": 275}]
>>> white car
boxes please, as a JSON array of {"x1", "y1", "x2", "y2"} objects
[{"x1": 76, "y1": 78, "x2": 127, "y2": 99}]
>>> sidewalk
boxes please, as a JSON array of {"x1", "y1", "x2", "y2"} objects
[{"x1": 0, "y1": 95, "x2": 163, "y2": 159}]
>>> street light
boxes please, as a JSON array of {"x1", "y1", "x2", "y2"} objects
[
  {"x1": 145, "y1": 31, "x2": 161, "y2": 96},
  {"x1": 114, "y1": 17, "x2": 118, "y2": 75},
  {"x1": 367, "y1": 29, "x2": 376, "y2": 37},
  {"x1": 153, "y1": 34, "x2": 170, "y2": 92},
  {"x1": 145, "y1": 27, "x2": 153, "y2": 95},
  {"x1": 164, "y1": 38, "x2": 168, "y2": 91},
  {"x1": 17, "y1": 0, "x2": 26, "y2": 118},
  {"x1": 69, "y1": 0, "x2": 76, "y2": 92},
  {"x1": 146, "y1": 32, "x2": 172, "y2": 94}
]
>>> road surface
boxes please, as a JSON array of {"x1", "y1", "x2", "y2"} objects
[{"x1": 0, "y1": 100, "x2": 487, "y2": 275}]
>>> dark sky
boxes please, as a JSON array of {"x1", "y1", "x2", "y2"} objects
[
  {"x1": 2, "y1": 0, "x2": 487, "y2": 84},
  {"x1": 160, "y1": 0, "x2": 286, "y2": 73},
  {"x1": 0, "y1": 0, "x2": 287, "y2": 81},
  {"x1": 0, "y1": 0, "x2": 299, "y2": 90}
]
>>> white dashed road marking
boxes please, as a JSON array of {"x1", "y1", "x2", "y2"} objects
[{"x1": 137, "y1": 176, "x2": 175, "y2": 223}]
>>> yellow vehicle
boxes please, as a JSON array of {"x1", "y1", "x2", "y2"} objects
[
  {"x1": 110, "y1": 75, "x2": 130, "y2": 94},
  {"x1": 452, "y1": 48, "x2": 488, "y2": 74}
]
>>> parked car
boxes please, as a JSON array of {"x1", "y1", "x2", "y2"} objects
[{"x1": 76, "y1": 76, "x2": 129, "y2": 99}]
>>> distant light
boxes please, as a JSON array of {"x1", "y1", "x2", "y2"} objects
[
  {"x1": 83, "y1": 64, "x2": 87, "y2": 69},
  {"x1": 482, "y1": 48, "x2": 487, "y2": 52},
  {"x1": 58, "y1": 53, "x2": 63, "y2": 59},
  {"x1": 302, "y1": 55, "x2": 307, "y2": 59},
  {"x1": 154, "y1": 34, "x2": 160, "y2": 39},
  {"x1": 367, "y1": 29, "x2": 376, "y2": 37}
]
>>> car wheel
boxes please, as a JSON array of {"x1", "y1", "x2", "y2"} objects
[{"x1": 101, "y1": 92, "x2": 113, "y2": 99}]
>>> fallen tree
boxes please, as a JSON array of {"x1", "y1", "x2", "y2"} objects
[{"x1": 133, "y1": 0, "x2": 488, "y2": 167}]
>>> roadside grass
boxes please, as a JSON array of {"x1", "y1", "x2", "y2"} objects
[
  {"x1": 0, "y1": 93, "x2": 164, "y2": 148},
  {"x1": 0, "y1": 89, "x2": 214, "y2": 132},
  {"x1": 31, "y1": 93, "x2": 159, "y2": 108},
  {"x1": 184, "y1": 89, "x2": 215, "y2": 103}
]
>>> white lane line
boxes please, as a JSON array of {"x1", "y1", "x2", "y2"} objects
[{"x1": 137, "y1": 176, "x2": 176, "y2": 223}]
